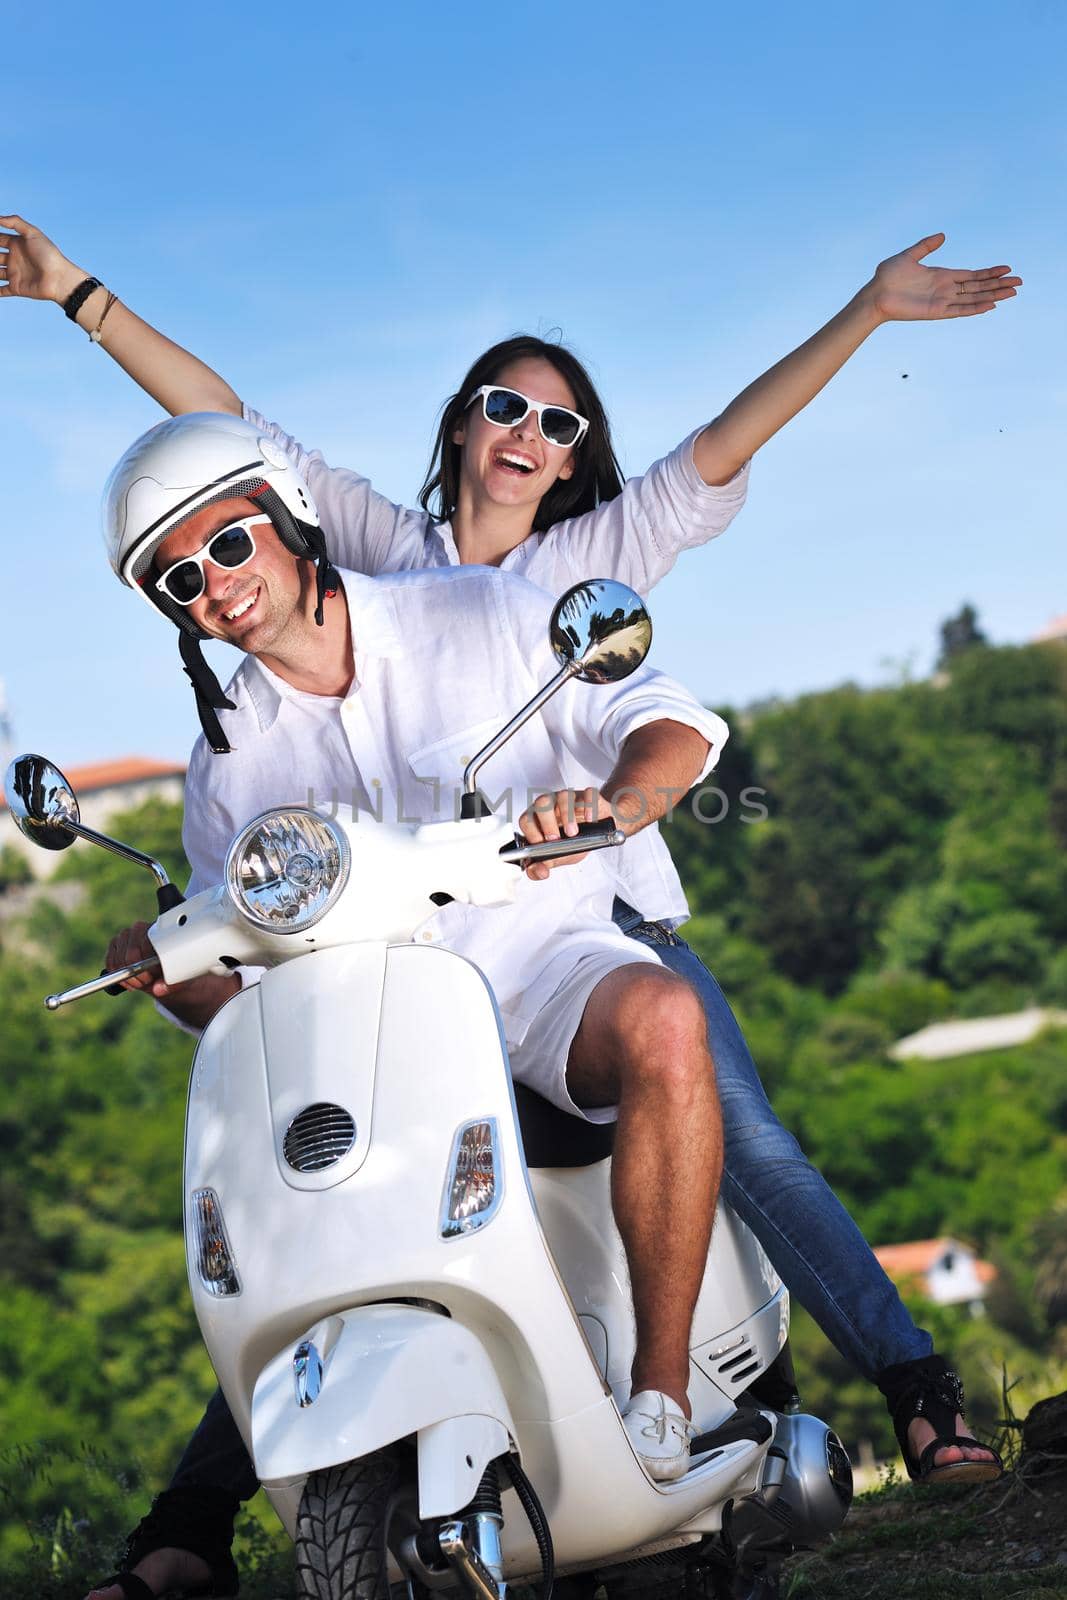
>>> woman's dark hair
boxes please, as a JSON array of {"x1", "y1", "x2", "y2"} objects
[{"x1": 419, "y1": 335, "x2": 624, "y2": 532}]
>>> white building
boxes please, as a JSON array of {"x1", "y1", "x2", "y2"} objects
[
  {"x1": 874, "y1": 1238, "x2": 995, "y2": 1309},
  {"x1": 891, "y1": 1009, "x2": 1067, "y2": 1061}
]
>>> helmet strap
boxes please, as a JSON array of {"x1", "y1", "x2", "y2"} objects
[
  {"x1": 307, "y1": 525, "x2": 341, "y2": 625},
  {"x1": 179, "y1": 632, "x2": 237, "y2": 756},
  {"x1": 247, "y1": 483, "x2": 339, "y2": 626}
]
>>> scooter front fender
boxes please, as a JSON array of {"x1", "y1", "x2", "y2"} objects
[{"x1": 252, "y1": 1303, "x2": 514, "y2": 1504}]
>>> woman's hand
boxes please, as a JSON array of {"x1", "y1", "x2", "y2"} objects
[
  {"x1": 0, "y1": 212, "x2": 243, "y2": 415},
  {"x1": 695, "y1": 231, "x2": 1023, "y2": 483},
  {"x1": 866, "y1": 232, "x2": 1021, "y2": 322},
  {"x1": 0, "y1": 214, "x2": 88, "y2": 304}
]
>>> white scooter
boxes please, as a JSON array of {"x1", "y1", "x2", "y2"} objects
[{"x1": 8, "y1": 581, "x2": 851, "y2": 1600}]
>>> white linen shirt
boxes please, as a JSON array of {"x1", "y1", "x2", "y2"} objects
[
  {"x1": 182, "y1": 565, "x2": 728, "y2": 1048},
  {"x1": 243, "y1": 406, "x2": 749, "y2": 924}
]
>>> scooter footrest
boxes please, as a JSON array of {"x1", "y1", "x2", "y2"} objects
[{"x1": 690, "y1": 1406, "x2": 773, "y2": 1455}]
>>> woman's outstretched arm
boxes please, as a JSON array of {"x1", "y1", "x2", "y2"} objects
[
  {"x1": 0, "y1": 214, "x2": 241, "y2": 416},
  {"x1": 694, "y1": 232, "x2": 1021, "y2": 486}
]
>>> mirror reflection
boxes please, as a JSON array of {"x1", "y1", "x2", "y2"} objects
[
  {"x1": 3, "y1": 754, "x2": 80, "y2": 852},
  {"x1": 550, "y1": 579, "x2": 653, "y2": 684}
]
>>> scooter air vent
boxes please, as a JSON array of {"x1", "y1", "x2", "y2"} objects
[
  {"x1": 701, "y1": 1334, "x2": 762, "y2": 1390},
  {"x1": 283, "y1": 1102, "x2": 357, "y2": 1172}
]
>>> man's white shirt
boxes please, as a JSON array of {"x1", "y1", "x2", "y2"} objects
[
  {"x1": 182, "y1": 564, "x2": 728, "y2": 1048},
  {"x1": 243, "y1": 407, "x2": 748, "y2": 926}
]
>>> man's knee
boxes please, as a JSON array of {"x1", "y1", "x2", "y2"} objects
[{"x1": 608, "y1": 969, "x2": 713, "y2": 1094}]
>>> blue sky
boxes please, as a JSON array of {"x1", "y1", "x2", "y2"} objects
[{"x1": 2, "y1": 0, "x2": 1063, "y2": 766}]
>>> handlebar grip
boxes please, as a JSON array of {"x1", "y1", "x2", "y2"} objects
[
  {"x1": 500, "y1": 819, "x2": 626, "y2": 867},
  {"x1": 574, "y1": 818, "x2": 623, "y2": 841}
]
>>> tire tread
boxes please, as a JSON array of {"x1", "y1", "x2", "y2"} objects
[{"x1": 295, "y1": 1454, "x2": 397, "y2": 1600}]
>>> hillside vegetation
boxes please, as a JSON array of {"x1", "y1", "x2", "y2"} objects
[{"x1": 1, "y1": 632, "x2": 1065, "y2": 1587}]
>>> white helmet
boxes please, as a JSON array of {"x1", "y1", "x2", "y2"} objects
[
  {"x1": 102, "y1": 412, "x2": 337, "y2": 754},
  {"x1": 104, "y1": 411, "x2": 321, "y2": 590}
]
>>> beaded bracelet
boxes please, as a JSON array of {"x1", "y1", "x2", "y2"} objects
[{"x1": 89, "y1": 291, "x2": 119, "y2": 343}]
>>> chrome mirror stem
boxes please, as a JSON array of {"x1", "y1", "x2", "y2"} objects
[
  {"x1": 62, "y1": 817, "x2": 174, "y2": 889},
  {"x1": 5, "y1": 753, "x2": 182, "y2": 908},
  {"x1": 462, "y1": 662, "x2": 576, "y2": 810}
]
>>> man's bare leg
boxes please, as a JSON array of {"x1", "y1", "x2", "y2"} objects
[{"x1": 567, "y1": 964, "x2": 722, "y2": 1415}]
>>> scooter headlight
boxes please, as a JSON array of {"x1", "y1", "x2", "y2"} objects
[{"x1": 225, "y1": 808, "x2": 350, "y2": 933}]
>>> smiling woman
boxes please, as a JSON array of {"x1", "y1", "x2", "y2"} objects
[{"x1": 421, "y1": 335, "x2": 620, "y2": 545}]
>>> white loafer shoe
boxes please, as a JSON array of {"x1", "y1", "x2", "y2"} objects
[{"x1": 623, "y1": 1389, "x2": 695, "y2": 1483}]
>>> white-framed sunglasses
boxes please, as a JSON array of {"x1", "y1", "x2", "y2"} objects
[
  {"x1": 154, "y1": 515, "x2": 263, "y2": 606},
  {"x1": 467, "y1": 385, "x2": 589, "y2": 449}
]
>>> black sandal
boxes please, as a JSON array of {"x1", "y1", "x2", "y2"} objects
[
  {"x1": 877, "y1": 1354, "x2": 1003, "y2": 1485},
  {"x1": 91, "y1": 1485, "x2": 242, "y2": 1598}
]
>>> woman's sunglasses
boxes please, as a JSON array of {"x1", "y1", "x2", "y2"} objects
[
  {"x1": 468, "y1": 385, "x2": 589, "y2": 449},
  {"x1": 154, "y1": 516, "x2": 262, "y2": 606}
]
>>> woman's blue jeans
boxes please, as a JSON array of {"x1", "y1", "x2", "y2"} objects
[{"x1": 171, "y1": 909, "x2": 929, "y2": 1499}]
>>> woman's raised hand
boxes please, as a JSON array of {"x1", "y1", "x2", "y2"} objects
[
  {"x1": 868, "y1": 233, "x2": 1021, "y2": 321},
  {"x1": 0, "y1": 214, "x2": 242, "y2": 415},
  {"x1": 0, "y1": 214, "x2": 87, "y2": 303}
]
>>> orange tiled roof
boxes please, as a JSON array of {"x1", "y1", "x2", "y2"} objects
[
  {"x1": 874, "y1": 1239, "x2": 952, "y2": 1276},
  {"x1": 1, "y1": 757, "x2": 185, "y2": 810},
  {"x1": 874, "y1": 1237, "x2": 996, "y2": 1283}
]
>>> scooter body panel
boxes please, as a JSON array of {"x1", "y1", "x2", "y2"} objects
[
  {"x1": 185, "y1": 941, "x2": 784, "y2": 1571},
  {"x1": 530, "y1": 1164, "x2": 786, "y2": 1421},
  {"x1": 252, "y1": 1303, "x2": 513, "y2": 1492}
]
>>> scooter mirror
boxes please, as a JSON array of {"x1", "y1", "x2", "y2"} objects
[
  {"x1": 4, "y1": 754, "x2": 80, "y2": 852},
  {"x1": 549, "y1": 580, "x2": 653, "y2": 684},
  {"x1": 461, "y1": 581, "x2": 655, "y2": 814}
]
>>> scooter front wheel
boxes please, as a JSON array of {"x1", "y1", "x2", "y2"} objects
[{"x1": 295, "y1": 1451, "x2": 400, "y2": 1600}]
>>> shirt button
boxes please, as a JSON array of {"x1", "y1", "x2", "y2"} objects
[{"x1": 422, "y1": 932, "x2": 433, "y2": 942}]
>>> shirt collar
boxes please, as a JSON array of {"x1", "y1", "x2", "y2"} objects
[
  {"x1": 427, "y1": 520, "x2": 462, "y2": 566},
  {"x1": 241, "y1": 568, "x2": 403, "y2": 733},
  {"x1": 427, "y1": 519, "x2": 538, "y2": 571}
]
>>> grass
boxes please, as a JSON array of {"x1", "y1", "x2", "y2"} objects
[{"x1": 2, "y1": 1421, "x2": 1066, "y2": 1599}]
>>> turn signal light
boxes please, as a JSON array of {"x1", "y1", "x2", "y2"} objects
[
  {"x1": 190, "y1": 1187, "x2": 241, "y2": 1296},
  {"x1": 440, "y1": 1118, "x2": 501, "y2": 1239}
]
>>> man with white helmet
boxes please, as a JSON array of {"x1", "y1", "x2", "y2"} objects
[
  {"x1": 104, "y1": 409, "x2": 338, "y2": 758},
  {"x1": 89, "y1": 412, "x2": 730, "y2": 1598}
]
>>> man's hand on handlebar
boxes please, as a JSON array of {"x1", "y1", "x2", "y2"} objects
[
  {"x1": 518, "y1": 789, "x2": 617, "y2": 881},
  {"x1": 105, "y1": 921, "x2": 240, "y2": 1029}
]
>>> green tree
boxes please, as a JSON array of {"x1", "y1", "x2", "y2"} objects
[
  {"x1": 1031, "y1": 1200, "x2": 1067, "y2": 1327},
  {"x1": 942, "y1": 909, "x2": 1051, "y2": 990},
  {"x1": 937, "y1": 602, "x2": 987, "y2": 668},
  {"x1": 0, "y1": 843, "x2": 33, "y2": 893},
  {"x1": 939, "y1": 642, "x2": 1067, "y2": 781}
]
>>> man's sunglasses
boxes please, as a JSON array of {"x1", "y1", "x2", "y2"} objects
[
  {"x1": 467, "y1": 385, "x2": 589, "y2": 449},
  {"x1": 154, "y1": 516, "x2": 262, "y2": 606}
]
